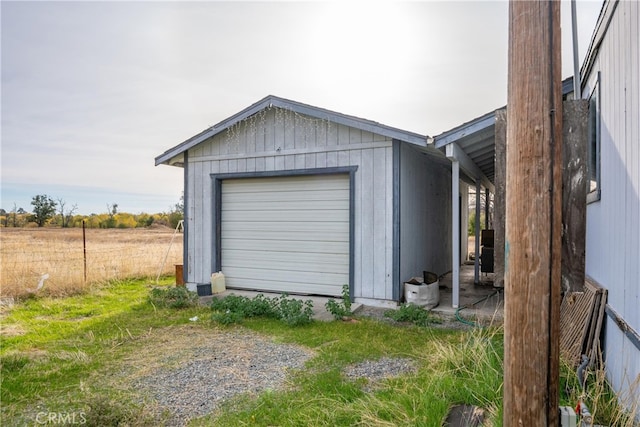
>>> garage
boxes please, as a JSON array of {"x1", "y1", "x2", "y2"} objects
[
  {"x1": 156, "y1": 95, "x2": 451, "y2": 304},
  {"x1": 220, "y1": 173, "x2": 350, "y2": 297}
]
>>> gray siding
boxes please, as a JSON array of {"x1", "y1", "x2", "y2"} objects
[
  {"x1": 399, "y1": 143, "x2": 452, "y2": 286},
  {"x1": 583, "y1": 0, "x2": 640, "y2": 407},
  {"x1": 185, "y1": 107, "x2": 394, "y2": 301}
]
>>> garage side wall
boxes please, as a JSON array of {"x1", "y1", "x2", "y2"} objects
[
  {"x1": 184, "y1": 107, "x2": 394, "y2": 301},
  {"x1": 399, "y1": 143, "x2": 452, "y2": 287}
]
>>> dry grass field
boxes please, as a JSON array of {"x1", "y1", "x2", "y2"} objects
[{"x1": 0, "y1": 226, "x2": 183, "y2": 298}]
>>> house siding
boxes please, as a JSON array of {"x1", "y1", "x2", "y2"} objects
[
  {"x1": 399, "y1": 143, "x2": 452, "y2": 285},
  {"x1": 583, "y1": 0, "x2": 640, "y2": 408},
  {"x1": 184, "y1": 107, "x2": 394, "y2": 301}
]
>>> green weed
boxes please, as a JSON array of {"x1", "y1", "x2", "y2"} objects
[
  {"x1": 210, "y1": 293, "x2": 314, "y2": 326},
  {"x1": 325, "y1": 284, "x2": 352, "y2": 320},
  {"x1": 384, "y1": 303, "x2": 442, "y2": 326},
  {"x1": 148, "y1": 286, "x2": 199, "y2": 309}
]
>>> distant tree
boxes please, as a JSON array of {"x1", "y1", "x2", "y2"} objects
[
  {"x1": 168, "y1": 193, "x2": 184, "y2": 229},
  {"x1": 56, "y1": 198, "x2": 78, "y2": 228},
  {"x1": 30, "y1": 195, "x2": 57, "y2": 227},
  {"x1": 9, "y1": 203, "x2": 26, "y2": 227},
  {"x1": 104, "y1": 203, "x2": 118, "y2": 228}
]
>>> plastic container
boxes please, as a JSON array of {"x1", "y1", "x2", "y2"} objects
[{"x1": 211, "y1": 272, "x2": 226, "y2": 294}]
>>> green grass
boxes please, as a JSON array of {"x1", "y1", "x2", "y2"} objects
[
  {"x1": 1, "y1": 280, "x2": 637, "y2": 427},
  {"x1": 0, "y1": 278, "x2": 210, "y2": 426}
]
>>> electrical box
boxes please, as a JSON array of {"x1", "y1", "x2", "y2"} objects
[{"x1": 560, "y1": 406, "x2": 577, "y2": 427}]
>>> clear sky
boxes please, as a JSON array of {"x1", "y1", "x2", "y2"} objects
[{"x1": 1, "y1": 0, "x2": 603, "y2": 215}]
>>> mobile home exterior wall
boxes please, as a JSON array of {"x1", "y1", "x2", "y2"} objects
[{"x1": 582, "y1": 0, "x2": 639, "y2": 410}]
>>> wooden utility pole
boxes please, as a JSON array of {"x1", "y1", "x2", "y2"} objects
[{"x1": 504, "y1": 0, "x2": 563, "y2": 426}]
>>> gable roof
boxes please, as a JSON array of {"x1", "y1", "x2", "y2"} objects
[{"x1": 155, "y1": 95, "x2": 433, "y2": 166}]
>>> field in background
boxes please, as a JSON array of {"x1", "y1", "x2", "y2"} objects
[{"x1": 0, "y1": 226, "x2": 183, "y2": 298}]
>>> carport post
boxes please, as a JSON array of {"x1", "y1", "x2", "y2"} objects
[
  {"x1": 474, "y1": 180, "x2": 481, "y2": 284},
  {"x1": 452, "y1": 160, "x2": 460, "y2": 308}
]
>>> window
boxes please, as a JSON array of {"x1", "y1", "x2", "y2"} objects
[{"x1": 587, "y1": 72, "x2": 601, "y2": 203}]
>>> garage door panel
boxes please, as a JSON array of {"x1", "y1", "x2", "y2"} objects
[
  {"x1": 223, "y1": 258, "x2": 348, "y2": 274},
  {"x1": 223, "y1": 199, "x2": 348, "y2": 212},
  {"x1": 221, "y1": 174, "x2": 350, "y2": 296},
  {"x1": 223, "y1": 251, "x2": 348, "y2": 273},
  {"x1": 223, "y1": 266, "x2": 347, "y2": 286},
  {"x1": 222, "y1": 210, "x2": 348, "y2": 222},
  {"x1": 222, "y1": 229, "x2": 349, "y2": 242},
  {"x1": 223, "y1": 278, "x2": 343, "y2": 297},
  {"x1": 221, "y1": 221, "x2": 348, "y2": 233},
  {"x1": 223, "y1": 189, "x2": 349, "y2": 203},
  {"x1": 222, "y1": 239, "x2": 348, "y2": 254},
  {"x1": 222, "y1": 249, "x2": 348, "y2": 266},
  {"x1": 223, "y1": 176, "x2": 349, "y2": 193}
]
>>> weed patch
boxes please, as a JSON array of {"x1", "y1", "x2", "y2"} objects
[
  {"x1": 148, "y1": 286, "x2": 199, "y2": 309},
  {"x1": 210, "y1": 293, "x2": 314, "y2": 326},
  {"x1": 384, "y1": 303, "x2": 442, "y2": 326},
  {"x1": 325, "y1": 285, "x2": 352, "y2": 320}
]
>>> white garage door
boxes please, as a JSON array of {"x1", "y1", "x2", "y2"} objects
[{"x1": 221, "y1": 174, "x2": 350, "y2": 297}]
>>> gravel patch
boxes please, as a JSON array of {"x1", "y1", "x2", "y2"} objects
[
  {"x1": 124, "y1": 329, "x2": 313, "y2": 426},
  {"x1": 116, "y1": 306, "x2": 462, "y2": 426}
]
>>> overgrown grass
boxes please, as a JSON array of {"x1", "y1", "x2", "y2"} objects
[
  {"x1": 1, "y1": 279, "x2": 637, "y2": 427},
  {"x1": 0, "y1": 227, "x2": 183, "y2": 298},
  {"x1": 0, "y1": 277, "x2": 208, "y2": 426}
]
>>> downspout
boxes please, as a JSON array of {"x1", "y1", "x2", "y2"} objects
[
  {"x1": 571, "y1": 0, "x2": 582, "y2": 98},
  {"x1": 474, "y1": 181, "x2": 481, "y2": 285}
]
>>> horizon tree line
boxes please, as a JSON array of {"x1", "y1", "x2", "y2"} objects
[{"x1": 0, "y1": 194, "x2": 183, "y2": 229}]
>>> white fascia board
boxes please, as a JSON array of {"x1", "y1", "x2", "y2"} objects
[
  {"x1": 446, "y1": 143, "x2": 495, "y2": 193},
  {"x1": 434, "y1": 112, "x2": 496, "y2": 149}
]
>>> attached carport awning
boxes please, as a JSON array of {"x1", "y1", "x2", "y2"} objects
[{"x1": 434, "y1": 110, "x2": 499, "y2": 308}]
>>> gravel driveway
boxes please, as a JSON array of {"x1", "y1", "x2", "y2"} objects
[{"x1": 117, "y1": 321, "x2": 419, "y2": 426}]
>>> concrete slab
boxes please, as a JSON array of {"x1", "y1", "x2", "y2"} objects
[
  {"x1": 433, "y1": 263, "x2": 504, "y2": 326},
  {"x1": 198, "y1": 264, "x2": 503, "y2": 324}
]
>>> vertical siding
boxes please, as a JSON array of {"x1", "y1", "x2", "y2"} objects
[
  {"x1": 584, "y1": 0, "x2": 640, "y2": 407},
  {"x1": 399, "y1": 144, "x2": 452, "y2": 285},
  {"x1": 185, "y1": 107, "x2": 395, "y2": 301}
]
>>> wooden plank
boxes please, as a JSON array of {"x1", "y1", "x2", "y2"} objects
[
  {"x1": 561, "y1": 100, "x2": 589, "y2": 292},
  {"x1": 504, "y1": 1, "x2": 562, "y2": 425}
]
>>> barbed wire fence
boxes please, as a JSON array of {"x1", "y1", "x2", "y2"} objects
[{"x1": 0, "y1": 225, "x2": 183, "y2": 298}]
